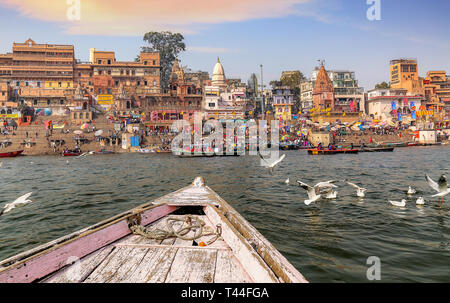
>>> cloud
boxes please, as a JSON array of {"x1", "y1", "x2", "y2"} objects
[{"x1": 1, "y1": 0, "x2": 311, "y2": 36}]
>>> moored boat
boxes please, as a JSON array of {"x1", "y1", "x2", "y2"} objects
[
  {"x1": 359, "y1": 147, "x2": 395, "y2": 152},
  {"x1": 0, "y1": 177, "x2": 307, "y2": 283},
  {"x1": 62, "y1": 149, "x2": 83, "y2": 157},
  {"x1": 0, "y1": 150, "x2": 24, "y2": 158},
  {"x1": 307, "y1": 149, "x2": 359, "y2": 155}
]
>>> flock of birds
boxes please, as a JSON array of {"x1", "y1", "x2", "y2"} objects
[
  {"x1": 0, "y1": 151, "x2": 448, "y2": 216},
  {"x1": 258, "y1": 152, "x2": 449, "y2": 207}
]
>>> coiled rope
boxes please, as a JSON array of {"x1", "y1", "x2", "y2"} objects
[{"x1": 130, "y1": 215, "x2": 222, "y2": 246}]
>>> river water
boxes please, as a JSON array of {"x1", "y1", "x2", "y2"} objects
[{"x1": 0, "y1": 147, "x2": 449, "y2": 282}]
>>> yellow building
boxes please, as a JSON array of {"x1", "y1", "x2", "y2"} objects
[{"x1": 390, "y1": 59, "x2": 424, "y2": 95}]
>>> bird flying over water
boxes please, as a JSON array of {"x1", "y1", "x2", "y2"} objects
[
  {"x1": 258, "y1": 152, "x2": 286, "y2": 173},
  {"x1": 425, "y1": 174, "x2": 450, "y2": 204},
  {"x1": 389, "y1": 199, "x2": 406, "y2": 207},
  {"x1": 0, "y1": 192, "x2": 33, "y2": 216},
  {"x1": 346, "y1": 181, "x2": 367, "y2": 198},
  {"x1": 297, "y1": 180, "x2": 321, "y2": 205},
  {"x1": 285, "y1": 178, "x2": 290, "y2": 185}
]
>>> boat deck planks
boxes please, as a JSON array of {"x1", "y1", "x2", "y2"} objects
[{"x1": 2, "y1": 177, "x2": 307, "y2": 283}]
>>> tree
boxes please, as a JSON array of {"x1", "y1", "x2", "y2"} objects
[
  {"x1": 140, "y1": 31, "x2": 186, "y2": 89},
  {"x1": 269, "y1": 80, "x2": 282, "y2": 88},
  {"x1": 375, "y1": 81, "x2": 390, "y2": 89},
  {"x1": 280, "y1": 71, "x2": 305, "y2": 89}
]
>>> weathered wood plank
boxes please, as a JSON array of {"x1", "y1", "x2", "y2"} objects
[
  {"x1": 84, "y1": 246, "x2": 149, "y2": 283},
  {"x1": 120, "y1": 247, "x2": 179, "y2": 283},
  {"x1": 164, "y1": 248, "x2": 217, "y2": 283},
  {"x1": 204, "y1": 205, "x2": 279, "y2": 283},
  {"x1": 43, "y1": 246, "x2": 115, "y2": 283},
  {"x1": 0, "y1": 204, "x2": 177, "y2": 283},
  {"x1": 214, "y1": 250, "x2": 253, "y2": 283}
]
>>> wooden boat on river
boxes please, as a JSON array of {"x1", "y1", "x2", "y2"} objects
[
  {"x1": 359, "y1": 146, "x2": 395, "y2": 152},
  {"x1": 0, "y1": 150, "x2": 23, "y2": 158},
  {"x1": 307, "y1": 149, "x2": 359, "y2": 155},
  {"x1": 0, "y1": 177, "x2": 307, "y2": 283}
]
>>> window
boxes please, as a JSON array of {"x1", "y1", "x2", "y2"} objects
[
  {"x1": 153, "y1": 80, "x2": 157, "y2": 86},
  {"x1": 107, "y1": 88, "x2": 112, "y2": 94},
  {"x1": 60, "y1": 100, "x2": 64, "y2": 105},
  {"x1": 37, "y1": 82, "x2": 41, "y2": 87},
  {"x1": 98, "y1": 60, "x2": 102, "y2": 64},
  {"x1": 144, "y1": 81, "x2": 148, "y2": 86},
  {"x1": 137, "y1": 81, "x2": 141, "y2": 86},
  {"x1": 107, "y1": 59, "x2": 111, "y2": 65},
  {"x1": 16, "y1": 81, "x2": 20, "y2": 87},
  {"x1": 209, "y1": 103, "x2": 216, "y2": 108},
  {"x1": 33, "y1": 99, "x2": 37, "y2": 105},
  {"x1": 153, "y1": 60, "x2": 156, "y2": 65},
  {"x1": 58, "y1": 82, "x2": 62, "y2": 87},
  {"x1": 144, "y1": 61, "x2": 148, "y2": 65},
  {"x1": 26, "y1": 82, "x2": 29, "y2": 86},
  {"x1": 115, "y1": 81, "x2": 119, "y2": 86},
  {"x1": 47, "y1": 100, "x2": 51, "y2": 105}
]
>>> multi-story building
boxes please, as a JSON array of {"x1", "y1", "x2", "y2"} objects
[
  {"x1": 299, "y1": 80, "x2": 313, "y2": 111},
  {"x1": 367, "y1": 88, "x2": 424, "y2": 122},
  {"x1": 423, "y1": 71, "x2": 450, "y2": 122},
  {"x1": 140, "y1": 59, "x2": 202, "y2": 129},
  {"x1": 2, "y1": 39, "x2": 76, "y2": 90},
  {"x1": 390, "y1": 59, "x2": 424, "y2": 96},
  {"x1": 272, "y1": 86, "x2": 294, "y2": 121}
]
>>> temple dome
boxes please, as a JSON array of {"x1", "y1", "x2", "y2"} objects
[{"x1": 212, "y1": 57, "x2": 226, "y2": 87}]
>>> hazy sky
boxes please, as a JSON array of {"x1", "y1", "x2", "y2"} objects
[{"x1": 0, "y1": 0, "x2": 449, "y2": 90}]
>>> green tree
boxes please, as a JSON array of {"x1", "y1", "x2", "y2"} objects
[
  {"x1": 280, "y1": 71, "x2": 305, "y2": 89},
  {"x1": 375, "y1": 81, "x2": 390, "y2": 89},
  {"x1": 140, "y1": 31, "x2": 186, "y2": 89}
]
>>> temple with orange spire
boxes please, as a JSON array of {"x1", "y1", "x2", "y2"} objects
[{"x1": 312, "y1": 64, "x2": 335, "y2": 110}]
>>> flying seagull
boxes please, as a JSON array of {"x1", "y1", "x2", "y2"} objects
[
  {"x1": 297, "y1": 180, "x2": 321, "y2": 205},
  {"x1": 258, "y1": 152, "x2": 286, "y2": 173},
  {"x1": 0, "y1": 192, "x2": 33, "y2": 216},
  {"x1": 389, "y1": 199, "x2": 406, "y2": 207},
  {"x1": 407, "y1": 186, "x2": 416, "y2": 195},
  {"x1": 425, "y1": 174, "x2": 450, "y2": 204},
  {"x1": 346, "y1": 181, "x2": 367, "y2": 198},
  {"x1": 285, "y1": 178, "x2": 290, "y2": 185}
]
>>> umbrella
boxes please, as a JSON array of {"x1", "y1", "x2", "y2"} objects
[
  {"x1": 95, "y1": 130, "x2": 104, "y2": 137},
  {"x1": 281, "y1": 135, "x2": 290, "y2": 141},
  {"x1": 81, "y1": 123, "x2": 89, "y2": 130},
  {"x1": 74, "y1": 130, "x2": 83, "y2": 135}
]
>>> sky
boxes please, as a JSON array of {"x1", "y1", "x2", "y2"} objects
[{"x1": 0, "y1": 0, "x2": 449, "y2": 90}]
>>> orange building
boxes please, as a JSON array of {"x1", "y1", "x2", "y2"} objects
[
  {"x1": 390, "y1": 59, "x2": 424, "y2": 95},
  {"x1": 423, "y1": 71, "x2": 450, "y2": 122},
  {"x1": 312, "y1": 65, "x2": 334, "y2": 109}
]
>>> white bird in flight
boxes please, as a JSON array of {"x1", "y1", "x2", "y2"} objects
[
  {"x1": 285, "y1": 178, "x2": 290, "y2": 185},
  {"x1": 407, "y1": 186, "x2": 416, "y2": 195},
  {"x1": 258, "y1": 152, "x2": 286, "y2": 173},
  {"x1": 426, "y1": 174, "x2": 450, "y2": 204},
  {"x1": 416, "y1": 197, "x2": 425, "y2": 205},
  {"x1": 346, "y1": 181, "x2": 367, "y2": 198},
  {"x1": 0, "y1": 192, "x2": 33, "y2": 216},
  {"x1": 389, "y1": 199, "x2": 406, "y2": 207},
  {"x1": 297, "y1": 180, "x2": 321, "y2": 205}
]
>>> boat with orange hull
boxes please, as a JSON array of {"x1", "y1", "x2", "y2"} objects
[
  {"x1": 0, "y1": 150, "x2": 24, "y2": 158},
  {"x1": 307, "y1": 149, "x2": 359, "y2": 155}
]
